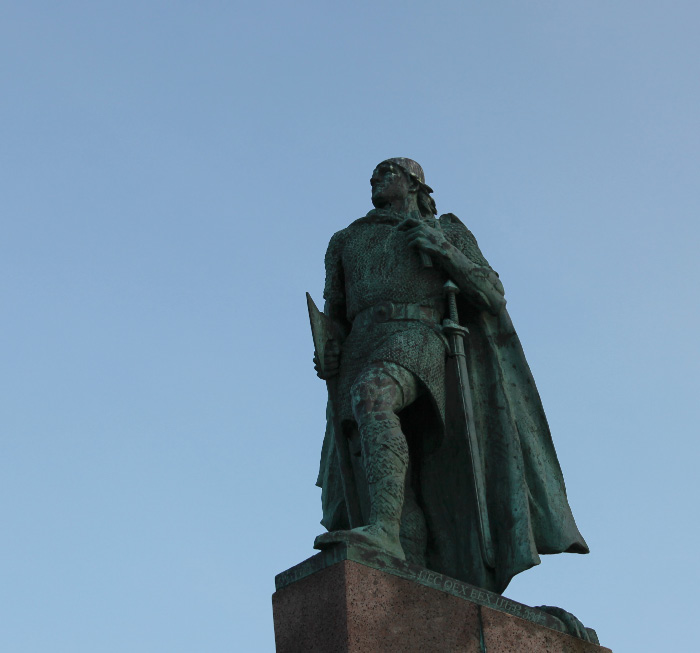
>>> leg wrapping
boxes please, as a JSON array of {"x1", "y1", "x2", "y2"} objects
[{"x1": 360, "y1": 418, "x2": 408, "y2": 527}]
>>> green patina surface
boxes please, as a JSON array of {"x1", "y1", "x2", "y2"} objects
[{"x1": 305, "y1": 158, "x2": 596, "y2": 643}]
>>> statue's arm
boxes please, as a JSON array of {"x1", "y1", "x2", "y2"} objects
[
  {"x1": 314, "y1": 231, "x2": 350, "y2": 381},
  {"x1": 402, "y1": 216, "x2": 505, "y2": 315},
  {"x1": 322, "y1": 231, "x2": 351, "y2": 340},
  {"x1": 439, "y1": 244, "x2": 506, "y2": 315}
]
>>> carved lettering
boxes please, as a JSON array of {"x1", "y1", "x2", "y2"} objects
[{"x1": 412, "y1": 566, "x2": 547, "y2": 628}]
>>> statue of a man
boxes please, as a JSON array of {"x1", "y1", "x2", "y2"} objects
[{"x1": 313, "y1": 158, "x2": 588, "y2": 594}]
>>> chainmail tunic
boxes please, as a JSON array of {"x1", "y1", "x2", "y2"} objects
[
  {"x1": 324, "y1": 209, "x2": 488, "y2": 427},
  {"x1": 318, "y1": 208, "x2": 591, "y2": 594}
]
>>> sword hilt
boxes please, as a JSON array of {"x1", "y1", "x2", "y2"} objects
[{"x1": 444, "y1": 280, "x2": 460, "y2": 322}]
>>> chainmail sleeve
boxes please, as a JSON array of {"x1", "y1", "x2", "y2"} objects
[
  {"x1": 440, "y1": 213, "x2": 491, "y2": 268},
  {"x1": 323, "y1": 230, "x2": 346, "y2": 305},
  {"x1": 322, "y1": 229, "x2": 352, "y2": 336},
  {"x1": 440, "y1": 213, "x2": 506, "y2": 309}
]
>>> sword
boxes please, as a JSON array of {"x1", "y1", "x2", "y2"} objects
[{"x1": 443, "y1": 280, "x2": 495, "y2": 569}]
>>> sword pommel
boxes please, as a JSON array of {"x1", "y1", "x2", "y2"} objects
[{"x1": 443, "y1": 280, "x2": 460, "y2": 294}]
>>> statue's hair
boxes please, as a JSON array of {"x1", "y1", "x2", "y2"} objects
[{"x1": 416, "y1": 180, "x2": 437, "y2": 217}]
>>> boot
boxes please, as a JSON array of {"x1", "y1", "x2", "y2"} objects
[{"x1": 314, "y1": 417, "x2": 408, "y2": 560}]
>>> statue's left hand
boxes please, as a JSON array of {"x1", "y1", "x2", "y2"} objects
[
  {"x1": 313, "y1": 339, "x2": 340, "y2": 380},
  {"x1": 399, "y1": 217, "x2": 450, "y2": 261}
]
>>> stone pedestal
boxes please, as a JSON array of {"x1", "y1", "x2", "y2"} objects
[{"x1": 272, "y1": 544, "x2": 611, "y2": 653}]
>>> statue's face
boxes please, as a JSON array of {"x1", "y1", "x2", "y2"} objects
[{"x1": 370, "y1": 162, "x2": 411, "y2": 208}]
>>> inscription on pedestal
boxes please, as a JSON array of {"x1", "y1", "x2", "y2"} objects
[
  {"x1": 416, "y1": 569, "x2": 547, "y2": 625},
  {"x1": 273, "y1": 555, "x2": 611, "y2": 653},
  {"x1": 275, "y1": 544, "x2": 564, "y2": 634}
]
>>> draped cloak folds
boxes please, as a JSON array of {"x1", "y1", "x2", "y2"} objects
[{"x1": 316, "y1": 210, "x2": 589, "y2": 594}]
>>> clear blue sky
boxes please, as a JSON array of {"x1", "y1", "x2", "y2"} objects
[{"x1": 2, "y1": 2, "x2": 698, "y2": 651}]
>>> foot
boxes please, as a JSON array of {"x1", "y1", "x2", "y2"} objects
[
  {"x1": 535, "y1": 606, "x2": 599, "y2": 644},
  {"x1": 314, "y1": 524, "x2": 406, "y2": 561}
]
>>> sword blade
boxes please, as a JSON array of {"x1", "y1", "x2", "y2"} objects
[
  {"x1": 443, "y1": 279, "x2": 495, "y2": 570},
  {"x1": 450, "y1": 331, "x2": 496, "y2": 569}
]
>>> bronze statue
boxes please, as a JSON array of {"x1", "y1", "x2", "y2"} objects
[{"x1": 310, "y1": 158, "x2": 589, "y2": 596}]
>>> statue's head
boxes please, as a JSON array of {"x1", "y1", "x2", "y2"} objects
[{"x1": 371, "y1": 157, "x2": 436, "y2": 217}]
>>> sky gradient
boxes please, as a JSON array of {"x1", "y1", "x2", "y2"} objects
[{"x1": 2, "y1": 2, "x2": 699, "y2": 651}]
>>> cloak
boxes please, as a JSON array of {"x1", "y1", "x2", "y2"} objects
[{"x1": 316, "y1": 213, "x2": 589, "y2": 594}]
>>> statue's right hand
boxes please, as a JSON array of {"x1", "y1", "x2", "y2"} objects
[{"x1": 313, "y1": 339, "x2": 340, "y2": 380}]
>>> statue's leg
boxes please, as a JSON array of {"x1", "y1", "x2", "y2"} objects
[
  {"x1": 401, "y1": 466, "x2": 428, "y2": 566},
  {"x1": 355, "y1": 410, "x2": 408, "y2": 559},
  {"x1": 315, "y1": 362, "x2": 424, "y2": 561},
  {"x1": 355, "y1": 363, "x2": 427, "y2": 564}
]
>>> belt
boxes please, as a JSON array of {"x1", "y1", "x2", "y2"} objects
[{"x1": 353, "y1": 301, "x2": 443, "y2": 330}]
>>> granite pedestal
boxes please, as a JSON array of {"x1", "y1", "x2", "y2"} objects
[{"x1": 272, "y1": 544, "x2": 610, "y2": 653}]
